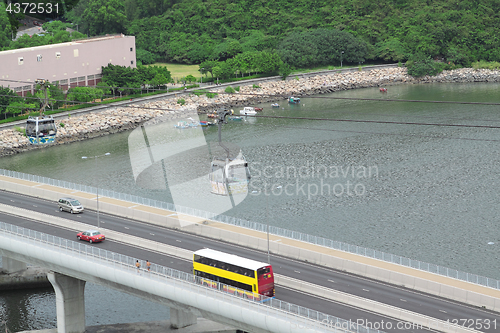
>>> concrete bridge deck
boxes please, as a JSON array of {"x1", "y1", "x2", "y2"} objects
[{"x1": 1, "y1": 173, "x2": 499, "y2": 314}]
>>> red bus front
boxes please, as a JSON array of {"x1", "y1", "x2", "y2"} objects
[{"x1": 257, "y1": 265, "x2": 275, "y2": 297}]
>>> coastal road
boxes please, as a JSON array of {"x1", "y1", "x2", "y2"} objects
[{"x1": 1, "y1": 190, "x2": 499, "y2": 332}]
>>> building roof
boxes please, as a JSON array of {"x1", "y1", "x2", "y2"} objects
[{"x1": 0, "y1": 34, "x2": 130, "y2": 56}]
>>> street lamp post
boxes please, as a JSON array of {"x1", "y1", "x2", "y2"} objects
[
  {"x1": 82, "y1": 153, "x2": 110, "y2": 229},
  {"x1": 341, "y1": 50, "x2": 344, "y2": 68},
  {"x1": 253, "y1": 184, "x2": 282, "y2": 264}
]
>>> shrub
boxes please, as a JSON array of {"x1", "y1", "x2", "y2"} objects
[
  {"x1": 59, "y1": 123, "x2": 65, "y2": 127},
  {"x1": 234, "y1": 86, "x2": 240, "y2": 92},
  {"x1": 225, "y1": 86, "x2": 236, "y2": 93},
  {"x1": 252, "y1": 84, "x2": 260, "y2": 89},
  {"x1": 406, "y1": 54, "x2": 442, "y2": 77},
  {"x1": 472, "y1": 60, "x2": 500, "y2": 70},
  {"x1": 206, "y1": 92, "x2": 218, "y2": 98},
  {"x1": 177, "y1": 98, "x2": 186, "y2": 105}
]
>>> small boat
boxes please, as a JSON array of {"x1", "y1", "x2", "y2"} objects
[
  {"x1": 187, "y1": 117, "x2": 199, "y2": 127},
  {"x1": 227, "y1": 116, "x2": 244, "y2": 121},
  {"x1": 271, "y1": 103, "x2": 280, "y2": 108},
  {"x1": 240, "y1": 107, "x2": 257, "y2": 115},
  {"x1": 199, "y1": 121, "x2": 213, "y2": 127},
  {"x1": 288, "y1": 96, "x2": 300, "y2": 104},
  {"x1": 379, "y1": 87, "x2": 388, "y2": 93},
  {"x1": 207, "y1": 113, "x2": 217, "y2": 118},
  {"x1": 254, "y1": 107, "x2": 263, "y2": 112},
  {"x1": 174, "y1": 121, "x2": 190, "y2": 129}
]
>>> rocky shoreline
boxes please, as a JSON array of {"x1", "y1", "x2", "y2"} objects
[{"x1": 1, "y1": 66, "x2": 499, "y2": 157}]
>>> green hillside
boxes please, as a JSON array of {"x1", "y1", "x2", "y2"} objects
[
  {"x1": 71, "y1": 0, "x2": 500, "y2": 67},
  {"x1": 3, "y1": 0, "x2": 500, "y2": 68}
]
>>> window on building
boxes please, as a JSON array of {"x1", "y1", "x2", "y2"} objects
[
  {"x1": 131, "y1": 60, "x2": 134, "y2": 65},
  {"x1": 56, "y1": 52, "x2": 61, "y2": 59},
  {"x1": 73, "y1": 49, "x2": 79, "y2": 57},
  {"x1": 18, "y1": 57, "x2": 24, "y2": 65},
  {"x1": 130, "y1": 47, "x2": 133, "y2": 51},
  {"x1": 37, "y1": 55, "x2": 42, "y2": 62}
]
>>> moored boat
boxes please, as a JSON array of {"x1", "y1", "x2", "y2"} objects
[
  {"x1": 288, "y1": 96, "x2": 300, "y2": 104},
  {"x1": 239, "y1": 107, "x2": 257, "y2": 115}
]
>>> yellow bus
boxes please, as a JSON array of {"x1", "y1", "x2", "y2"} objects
[{"x1": 193, "y1": 248, "x2": 275, "y2": 300}]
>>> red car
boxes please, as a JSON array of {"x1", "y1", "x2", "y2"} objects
[{"x1": 77, "y1": 230, "x2": 105, "y2": 243}]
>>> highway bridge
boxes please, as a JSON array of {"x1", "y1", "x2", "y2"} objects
[{"x1": 1, "y1": 172, "x2": 500, "y2": 333}]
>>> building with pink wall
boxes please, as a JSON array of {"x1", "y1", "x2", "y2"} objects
[{"x1": 0, "y1": 34, "x2": 136, "y2": 96}]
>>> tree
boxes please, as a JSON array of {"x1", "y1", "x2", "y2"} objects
[
  {"x1": 199, "y1": 60, "x2": 218, "y2": 79},
  {"x1": 0, "y1": 3, "x2": 11, "y2": 49},
  {"x1": 375, "y1": 38, "x2": 408, "y2": 62},
  {"x1": 6, "y1": 100, "x2": 36, "y2": 117},
  {"x1": 67, "y1": 87, "x2": 104, "y2": 103},
  {"x1": 101, "y1": 63, "x2": 142, "y2": 95},
  {"x1": 136, "y1": 48, "x2": 157, "y2": 65},
  {"x1": 406, "y1": 53, "x2": 442, "y2": 77},
  {"x1": 277, "y1": 29, "x2": 368, "y2": 68},
  {"x1": 0, "y1": 86, "x2": 16, "y2": 119},
  {"x1": 48, "y1": 83, "x2": 65, "y2": 109},
  {"x1": 81, "y1": 0, "x2": 127, "y2": 35},
  {"x1": 185, "y1": 75, "x2": 197, "y2": 84},
  {"x1": 149, "y1": 73, "x2": 169, "y2": 89},
  {"x1": 42, "y1": 21, "x2": 71, "y2": 36}
]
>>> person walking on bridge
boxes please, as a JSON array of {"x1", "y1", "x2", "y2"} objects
[{"x1": 135, "y1": 260, "x2": 141, "y2": 273}]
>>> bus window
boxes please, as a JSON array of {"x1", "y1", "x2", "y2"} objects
[{"x1": 258, "y1": 267, "x2": 271, "y2": 278}]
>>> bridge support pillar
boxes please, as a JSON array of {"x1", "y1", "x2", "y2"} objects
[
  {"x1": 170, "y1": 308, "x2": 197, "y2": 329},
  {"x1": 1, "y1": 256, "x2": 27, "y2": 273},
  {"x1": 48, "y1": 271, "x2": 86, "y2": 333}
]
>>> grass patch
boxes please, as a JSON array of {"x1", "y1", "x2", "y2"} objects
[
  {"x1": 149, "y1": 62, "x2": 203, "y2": 82},
  {"x1": 14, "y1": 126, "x2": 25, "y2": 135}
]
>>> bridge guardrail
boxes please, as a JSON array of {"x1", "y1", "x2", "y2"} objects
[
  {"x1": 1, "y1": 168, "x2": 499, "y2": 291},
  {"x1": 0, "y1": 221, "x2": 386, "y2": 333}
]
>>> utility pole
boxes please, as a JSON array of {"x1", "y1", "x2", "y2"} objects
[{"x1": 35, "y1": 79, "x2": 50, "y2": 115}]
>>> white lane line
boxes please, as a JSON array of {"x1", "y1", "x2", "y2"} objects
[
  {"x1": 362, "y1": 288, "x2": 369, "y2": 292},
  {"x1": 400, "y1": 299, "x2": 407, "y2": 302},
  {"x1": 124, "y1": 227, "x2": 129, "y2": 229},
  {"x1": 150, "y1": 233, "x2": 155, "y2": 236},
  {"x1": 439, "y1": 310, "x2": 447, "y2": 313},
  {"x1": 294, "y1": 270, "x2": 301, "y2": 274},
  {"x1": 328, "y1": 279, "x2": 335, "y2": 283},
  {"x1": 176, "y1": 239, "x2": 182, "y2": 242},
  {"x1": 33, "y1": 205, "x2": 37, "y2": 207}
]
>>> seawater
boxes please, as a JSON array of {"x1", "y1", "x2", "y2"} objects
[{"x1": 1, "y1": 82, "x2": 500, "y2": 331}]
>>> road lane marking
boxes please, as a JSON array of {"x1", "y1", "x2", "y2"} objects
[
  {"x1": 400, "y1": 299, "x2": 407, "y2": 302},
  {"x1": 294, "y1": 270, "x2": 301, "y2": 274},
  {"x1": 124, "y1": 227, "x2": 129, "y2": 229},
  {"x1": 328, "y1": 279, "x2": 335, "y2": 283},
  {"x1": 362, "y1": 289, "x2": 369, "y2": 292}
]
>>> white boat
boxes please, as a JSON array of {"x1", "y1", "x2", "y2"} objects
[{"x1": 239, "y1": 107, "x2": 257, "y2": 115}]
